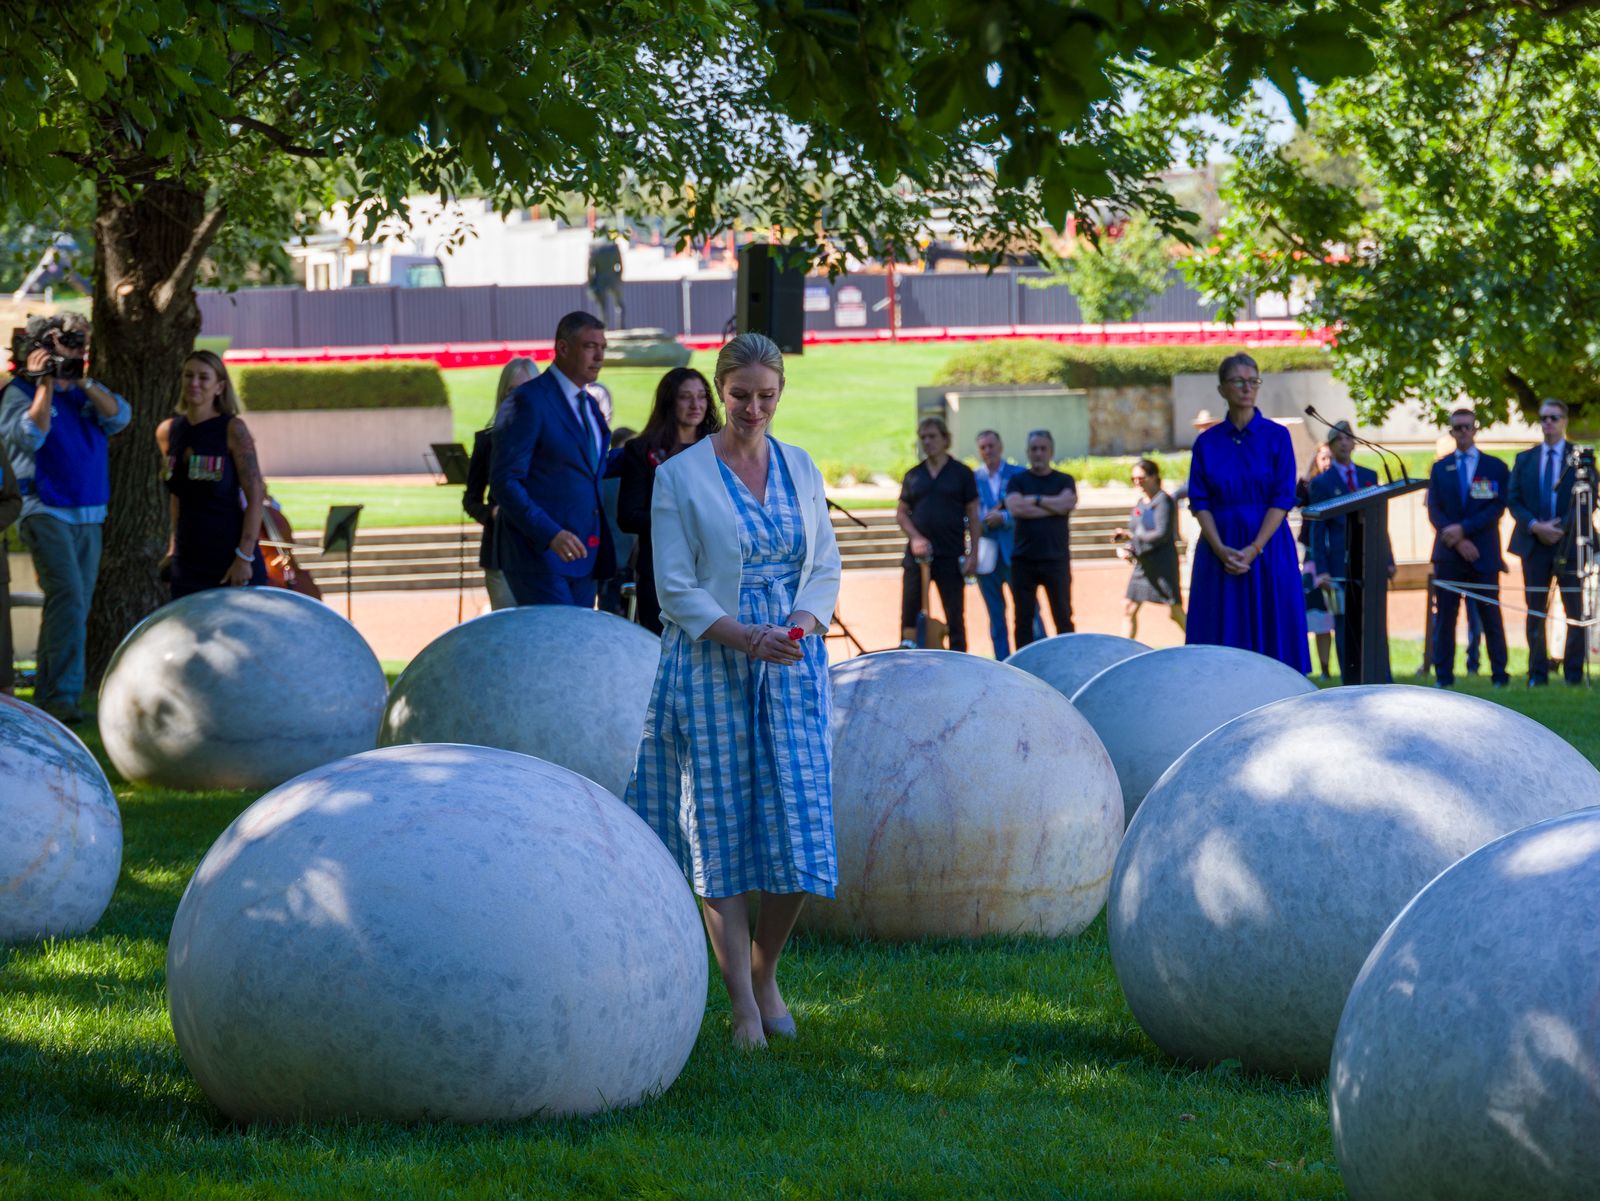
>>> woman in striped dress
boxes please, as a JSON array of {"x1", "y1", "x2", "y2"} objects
[{"x1": 626, "y1": 333, "x2": 842, "y2": 1049}]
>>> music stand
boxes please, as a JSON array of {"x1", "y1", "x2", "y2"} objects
[
  {"x1": 428, "y1": 442, "x2": 471, "y2": 486},
  {"x1": 322, "y1": 504, "x2": 364, "y2": 619}
]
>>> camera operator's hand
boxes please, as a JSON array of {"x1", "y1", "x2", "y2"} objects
[{"x1": 25, "y1": 348, "x2": 53, "y2": 379}]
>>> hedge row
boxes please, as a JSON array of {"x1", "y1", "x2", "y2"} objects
[
  {"x1": 934, "y1": 341, "x2": 1332, "y2": 390},
  {"x1": 235, "y1": 362, "x2": 449, "y2": 411}
]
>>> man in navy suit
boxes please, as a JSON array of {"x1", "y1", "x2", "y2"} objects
[
  {"x1": 489, "y1": 311, "x2": 616, "y2": 606},
  {"x1": 1507, "y1": 399, "x2": 1587, "y2": 685},
  {"x1": 1307, "y1": 420, "x2": 1396, "y2": 681},
  {"x1": 1427, "y1": 408, "x2": 1510, "y2": 687}
]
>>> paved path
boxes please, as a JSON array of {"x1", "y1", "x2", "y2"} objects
[{"x1": 346, "y1": 558, "x2": 1528, "y2": 666}]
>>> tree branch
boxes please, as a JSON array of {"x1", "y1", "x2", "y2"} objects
[
  {"x1": 152, "y1": 206, "x2": 227, "y2": 314},
  {"x1": 231, "y1": 114, "x2": 340, "y2": 158}
]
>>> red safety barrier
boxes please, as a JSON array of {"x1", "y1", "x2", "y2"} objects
[{"x1": 222, "y1": 322, "x2": 1333, "y2": 369}]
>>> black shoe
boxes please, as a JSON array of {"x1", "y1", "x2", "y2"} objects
[
  {"x1": 1433, "y1": 680, "x2": 1454, "y2": 689},
  {"x1": 1528, "y1": 677, "x2": 1549, "y2": 688},
  {"x1": 44, "y1": 703, "x2": 86, "y2": 725},
  {"x1": 1491, "y1": 679, "x2": 1510, "y2": 689}
]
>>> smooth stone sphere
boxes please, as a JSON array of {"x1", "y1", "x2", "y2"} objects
[
  {"x1": 1331, "y1": 808, "x2": 1600, "y2": 1201},
  {"x1": 0, "y1": 696, "x2": 121, "y2": 942},
  {"x1": 1071, "y1": 645, "x2": 1317, "y2": 822},
  {"x1": 1108, "y1": 685, "x2": 1600, "y2": 1079},
  {"x1": 1004, "y1": 632, "x2": 1150, "y2": 700},
  {"x1": 378, "y1": 606, "x2": 659, "y2": 797},
  {"x1": 167, "y1": 744, "x2": 707, "y2": 1123},
  {"x1": 99, "y1": 588, "x2": 386, "y2": 792},
  {"x1": 804, "y1": 650, "x2": 1123, "y2": 940}
]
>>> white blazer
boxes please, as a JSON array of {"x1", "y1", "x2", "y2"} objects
[{"x1": 651, "y1": 436, "x2": 842, "y2": 639}]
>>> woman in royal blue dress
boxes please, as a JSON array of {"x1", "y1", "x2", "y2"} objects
[
  {"x1": 1184, "y1": 353, "x2": 1311, "y2": 672},
  {"x1": 627, "y1": 333, "x2": 842, "y2": 1049}
]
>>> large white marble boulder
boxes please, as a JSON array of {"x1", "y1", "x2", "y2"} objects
[
  {"x1": 803, "y1": 650, "x2": 1123, "y2": 940},
  {"x1": 1004, "y1": 632, "x2": 1149, "y2": 700},
  {"x1": 378, "y1": 606, "x2": 659, "y2": 798},
  {"x1": 1108, "y1": 685, "x2": 1600, "y2": 1079},
  {"x1": 0, "y1": 696, "x2": 121, "y2": 942},
  {"x1": 167, "y1": 744, "x2": 707, "y2": 1123},
  {"x1": 99, "y1": 589, "x2": 386, "y2": 792},
  {"x1": 1071, "y1": 645, "x2": 1316, "y2": 823},
  {"x1": 1331, "y1": 807, "x2": 1600, "y2": 1201}
]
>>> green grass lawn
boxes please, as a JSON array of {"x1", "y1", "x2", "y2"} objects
[{"x1": 2, "y1": 649, "x2": 1593, "y2": 1199}]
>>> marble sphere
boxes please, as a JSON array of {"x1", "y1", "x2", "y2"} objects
[
  {"x1": 1331, "y1": 807, "x2": 1600, "y2": 1201},
  {"x1": 1071, "y1": 645, "x2": 1317, "y2": 823},
  {"x1": 0, "y1": 696, "x2": 121, "y2": 942},
  {"x1": 1108, "y1": 685, "x2": 1600, "y2": 1080},
  {"x1": 167, "y1": 743, "x2": 707, "y2": 1123},
  {"x1": 804, "y1": 650, "x2": 1123, "y2": 940},
  {"x1": 99, "y1": 588, "x2": 386, "y2": 792},
  {"x1": 1004, "y1": 632, "x2": 1150, "y2": 701},
  {"x1": 378, "y1": 606, "x2": 660, "y2": 798}
]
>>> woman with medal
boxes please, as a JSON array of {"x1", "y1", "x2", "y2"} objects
[{"x1": 156, "y1": 351, "x2": 267, "y2": 599}]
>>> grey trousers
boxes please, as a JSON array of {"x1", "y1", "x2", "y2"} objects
[{"x1": 18, "y1": 514, "x2": 101, "y2": 707}]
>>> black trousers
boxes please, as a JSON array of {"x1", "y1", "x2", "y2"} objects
[
  {"x1": 901, "y1": 554, "x2": 967, "y2": 651},
  {"x1": 1012, "y1": 556, "x2": 1072, "y2": 650},
  {"x1": 1431, "y1": 559, "x2": 1507, "y2": 685},
  {"x1": 1520, "y1": 544, "x2": 1584, "y2": 683}
]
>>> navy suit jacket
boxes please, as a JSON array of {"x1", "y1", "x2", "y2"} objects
[
  {"x1": 489, "y1": 370, "x2": 616, "y2": 581},
  {"x1": 1307, "y1": 462, "x2": 1393, "y2": 583},
  {"x1": 1506, "y1": 442, "x2": 1581, "y2": 559},
  {"x1": 1427, "y1": 451, "x2": 1509, "y2": 573}
]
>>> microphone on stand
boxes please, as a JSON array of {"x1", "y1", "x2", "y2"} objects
[{"x1": 1304, "y1": 406, "x2": 1410, "y2": 485}]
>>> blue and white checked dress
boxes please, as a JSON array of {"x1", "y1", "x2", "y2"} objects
[{"x1": 625, "y1": 443, "x2": 837, "y2": 899}]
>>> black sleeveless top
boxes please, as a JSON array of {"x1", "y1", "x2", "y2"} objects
[{"x1": 164, "y1": 413, "x2": 266, "y2": 596}]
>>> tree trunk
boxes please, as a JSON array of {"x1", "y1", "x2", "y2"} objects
[{"x1": 84, "y1": 179, "x2": 216, "y2": 682}]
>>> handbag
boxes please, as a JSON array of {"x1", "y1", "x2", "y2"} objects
[{"x1": 976, "y1": 535, "x2": 999, "y2": 576}]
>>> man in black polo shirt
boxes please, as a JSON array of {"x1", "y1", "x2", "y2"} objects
[
  {"x1": 1005, "y1": 428, "x2": 1076, "y2": 648},
  {"x1": 897, "y1": 416, "x2": 980, "y2": 650}
]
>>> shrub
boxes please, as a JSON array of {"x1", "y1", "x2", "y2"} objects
[
  {"x1": 235, "y1": 362, "x2": 449, "y2": 411},
  {"x1": 935, "y1": 341, "x2": 1332, "y2": 390}
]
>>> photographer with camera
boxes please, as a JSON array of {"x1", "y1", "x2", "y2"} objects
[
  {"x1": 0, "y1": 313, "x2": 129, "y2": 723},
  {"x1": 1508, "y1": 399, "x2": 1592, "y2": 686}
]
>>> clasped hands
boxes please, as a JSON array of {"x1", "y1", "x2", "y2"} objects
[
  {"x1": 1439, "y1": 524, "x2": 1481, "y2": 563},
  {"x1": 744, "y1": 618, "x2": 811, "y2": 665},
  {"x1": 1217, "y1": 543, "x2": 1261, "y2": 576}
]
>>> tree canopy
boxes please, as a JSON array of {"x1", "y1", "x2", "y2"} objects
[
  {"x1": 1183, "y1": 0, "x2": 1600, "y2": 428},
  {"x1": 0, "y1": 0, "x2": 1388, "y2": 668}
]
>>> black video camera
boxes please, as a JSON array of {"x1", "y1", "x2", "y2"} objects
[
  {"x1": 1569, "y1": 444, "x2": 1596, "y2": 483},
  {"x1": 11, "y1": 317, "x2": 87, "y2": 382}
]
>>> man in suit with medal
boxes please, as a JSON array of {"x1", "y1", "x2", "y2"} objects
[
  {"x1": 1427, "y1": 408, "x2": 1510, "y2": 687},
  {"x1": 1308, "y1": 420, "x2": 1396, "y2": 680},
  {"x1": 490, "y1": 311, "x2": 617, "y2": 606},
  {"x1": 1507, "y1": 399, "x2": 1587, "y2": 685}
]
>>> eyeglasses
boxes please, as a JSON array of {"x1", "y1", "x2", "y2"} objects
[
  {"x1": 1225, "y1": 377, "x2": 1263, "y2": 389},
  {"x1": 1540, "y1": 414, "x2": 1564, "y2": 423},
  {"x1": 1449, "y1": 423, "x2": 1475, "y2": 433},
  {"x1": 1130, "y1": 475, "x2": 1147, "y2": 484}
]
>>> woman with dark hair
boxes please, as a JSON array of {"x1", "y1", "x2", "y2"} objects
[
  {"x1": 1183, "y1": 353, "x2": 1311, "y2": 672},
  {"x1": 1113, "y1": 458, "x2": 1185, "y2": 638},
  {"x1": 617, "y1": 366, "x2": 721, "y2": 632},
  {"x1": 156, "y1": 350, "x2": 267, "y2": 599}
]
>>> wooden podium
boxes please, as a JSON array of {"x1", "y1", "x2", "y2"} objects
[{"x1": 1302, "y1": 479, "x2": 1428, "y2": 684}]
